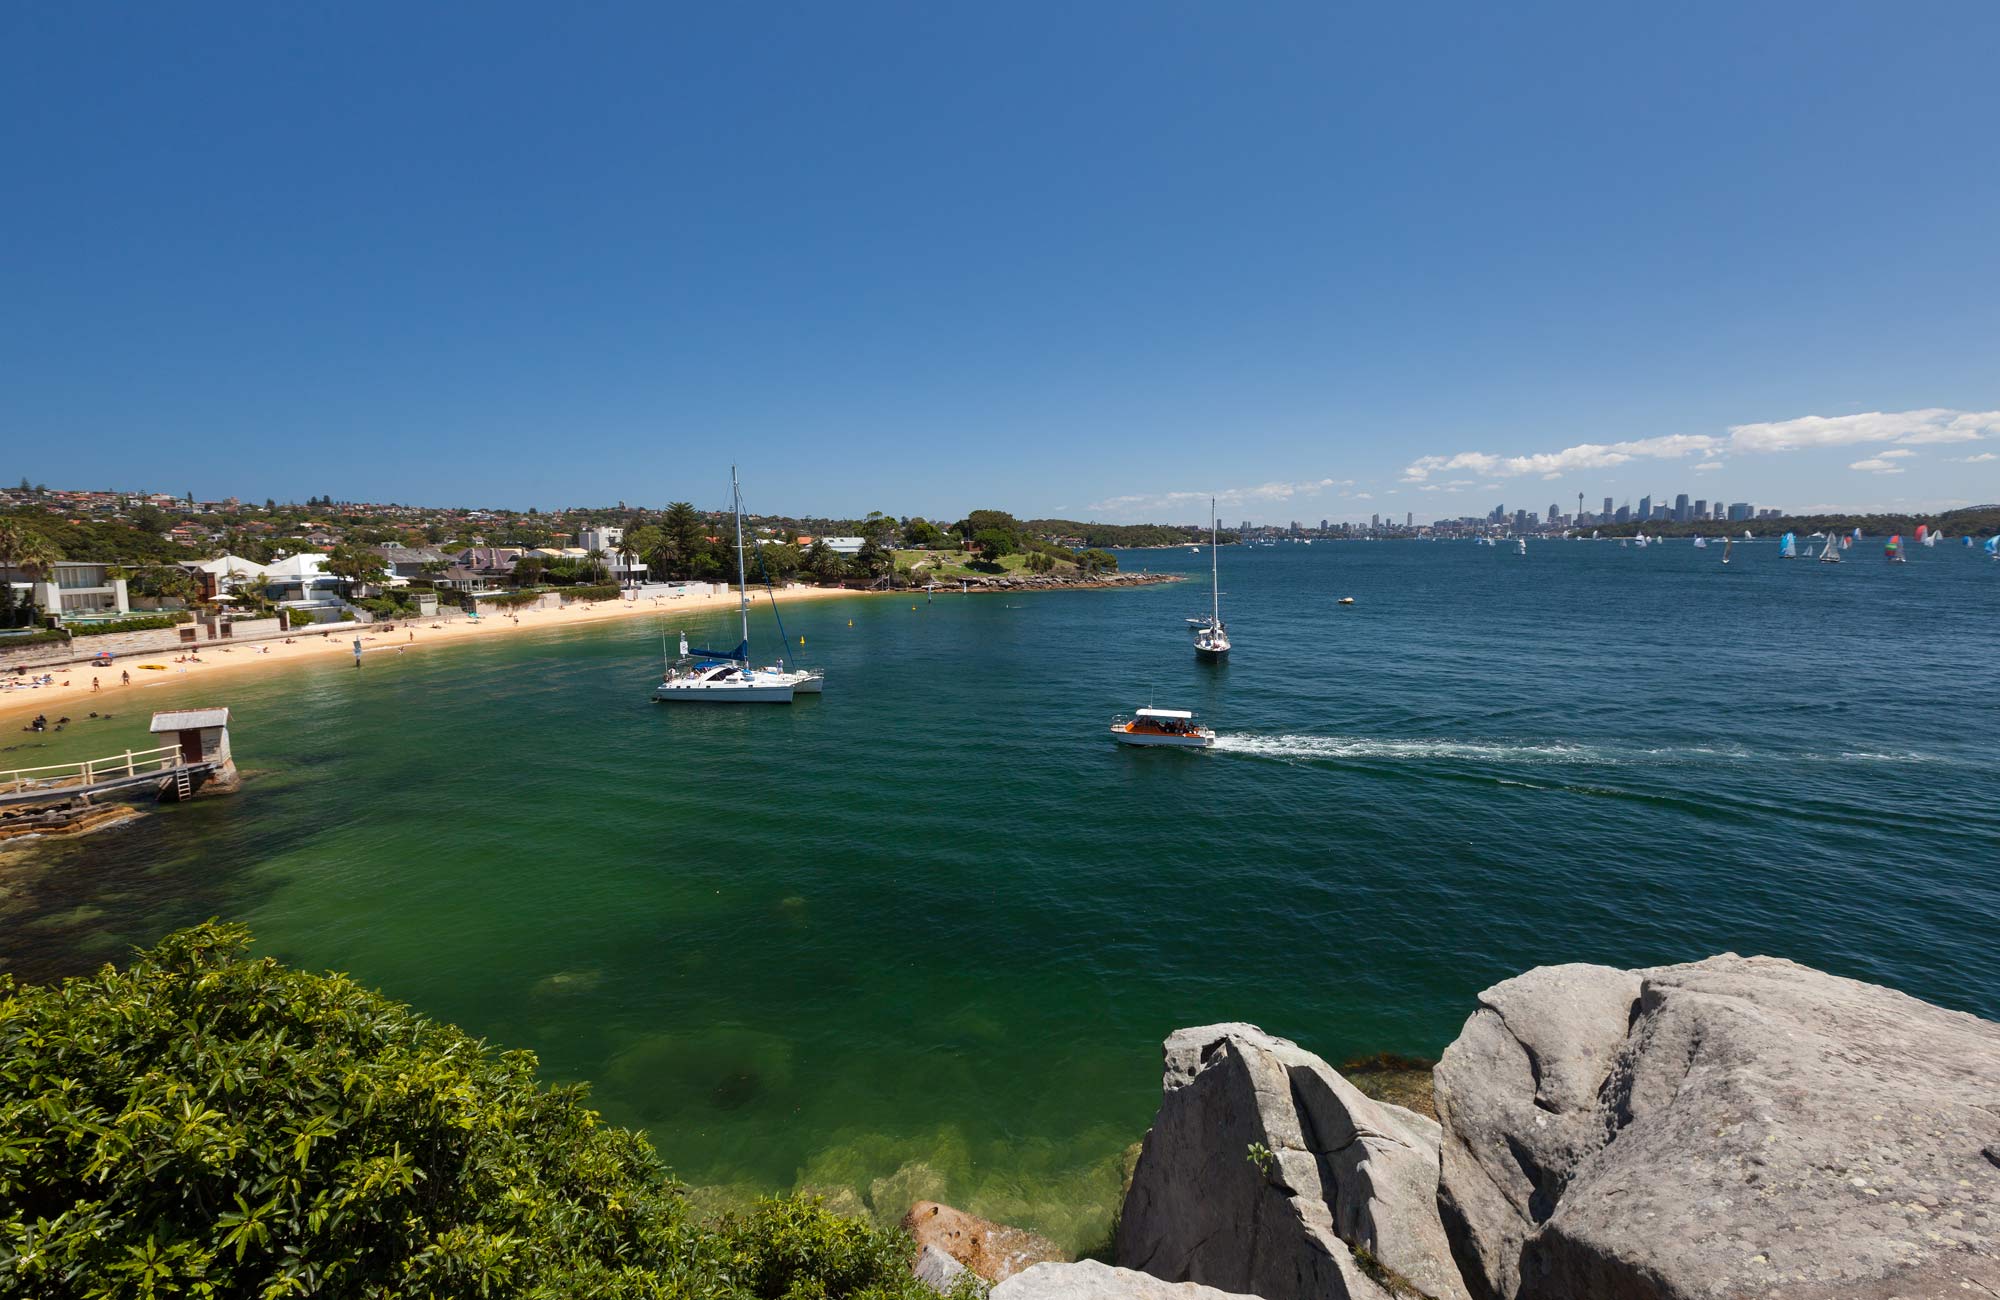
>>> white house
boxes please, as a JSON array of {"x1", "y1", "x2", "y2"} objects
[
  {"x1": 577, "y1": 526, "x2": 648, "y2": 582},
  {"x1": 260, "y1": 553, "x2": 342, "y2": 608},
  {"x1": 1, "y1": 562, "x2": 131, "y2": 623},
  {"x1": 819, "y1": 536, "x2": 865, "y2": 556}
]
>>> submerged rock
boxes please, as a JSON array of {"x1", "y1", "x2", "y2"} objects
[
  {"x1": 1116, "y1": 1023, "x2": 1465, "y2": 1300},
  {"x1": 1435, "y1": 954, "x2": 2000, "y2": 1299},
  {"x1": 994, "y1": 1260, "x2": 1263, "y2": 1300},
  {"x1": 903, "y1": 1200, "x2": 1068, "y2": 1282}
]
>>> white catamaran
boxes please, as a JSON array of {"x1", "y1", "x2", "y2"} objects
[
  {"x1": 654, "y1": 469, "x2": 824, "y2": 704},
  {"x1": 1194, "y1": 497, "x2": 1230, "y2": 661}
]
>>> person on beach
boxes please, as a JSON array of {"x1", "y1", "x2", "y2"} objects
[
  {"x1": 121, "y1": 670, "x2": 130, "y2": 686},
  {"x1": 92, "y1": 677, "x2": 100, "y2": 692}
]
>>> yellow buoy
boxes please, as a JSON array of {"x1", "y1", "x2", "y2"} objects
[
  {"x1": 800, "y1": 635, "x2": 805, "y2": 645},
  {"x1": 847, "y1": 620, "x2": 852, "y2": 627}
]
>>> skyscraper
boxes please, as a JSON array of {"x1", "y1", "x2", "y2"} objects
[
  {"x1": 1548, "y1": 503, "x2": 1560, "y2": 523},
  {"x1": 1638, "y1": 494, "x2": 1652, "y2": 520},
  {"x1": 1405, "y1": 511, "x2": 1413, "y2": 528},
  {"x1": 1674, "y1": 493, "x2": 1690, "y2": 522},
  {"x1": 1694, "y1": 499, "x2": 1707, "y2": 519},
  {"x1": 1603, "y1": 496, "x2": 1614, "y2": 518}
]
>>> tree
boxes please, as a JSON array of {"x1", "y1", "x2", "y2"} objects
[
  {"x1": 901, "y1": 517, "x2": 946, "y2": 549},
  {"x1": 0, "y1": 519, "x2": 60, "y2": 580},
  {"x1": 130, "y1": 503, "x2": 173, "y2": 534},
  {"x1": 511, "y1": 555, "x2": 546, "y2": 588},
  {"x1": 853, "y1": 538, "x2": 893, "y2": 584},
  {"x1": 1025, "y1": 550, "x2": 1057, "y2": 574},
  {"x1": 663, "y1": 502, "x2": 704, "y2": 574},
  {"x1": 1076, "y1": 547, "x2": 1119, "y2": 575},
  {"x1": 972, "y1": 528, "x2": 1015, "y2": 567},
  {"x1": 325, "y1": 542, "x2": 390, "y2": 594},
  {"x1": 804, "y1": 539, "x2": 841, "y2": 582}
]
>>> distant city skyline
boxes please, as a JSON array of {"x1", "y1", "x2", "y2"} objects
[{"x1": 4, "y1": 6, "x2": 1997, "y2": 523}]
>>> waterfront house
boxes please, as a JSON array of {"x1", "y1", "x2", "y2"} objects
[
  {"x1": 373, "y1": 544, "x2": 450, "y2": 583},
  {"x1": 0, "y1": 561, "x2": 131, "y2": 624},
  {"x1": 260, "y1": 553, "x2": 344, "y2": 611}
]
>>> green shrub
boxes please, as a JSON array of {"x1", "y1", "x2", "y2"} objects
[
  {"x1": 0, "y1": 924, "x2": 948, "y2": 1300},
  {"x1": 65, "y1": 613, "x2": 192, "y2": 636},
  {"x1": 483, "y1": 589, "x2": 546, "y2": 610},
  {"x1": 560, "y1": 584, "x2": 621, "y2": 604}
]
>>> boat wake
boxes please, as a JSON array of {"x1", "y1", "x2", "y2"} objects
[
  {"x1": 1212, "y1": 734, "x2": 1607, "y2": 764},
  {"x1": 1211, "y1": 735, "x2": 1952, "y2": 767}
]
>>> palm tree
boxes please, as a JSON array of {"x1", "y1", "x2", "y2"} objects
[
  {"x1": 0, "y1": 519, "x2": 60, "y2": 580},
  {"x1": 614, "y1": 540, "x2": 638, "y2": 590}
]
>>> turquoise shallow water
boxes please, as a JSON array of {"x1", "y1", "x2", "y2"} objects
[{"x1": 6, "y1": 540, "x2": 1998, "y2": 1245}]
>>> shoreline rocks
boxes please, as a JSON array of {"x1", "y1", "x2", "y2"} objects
[
  {"x1": 1116, "y1": 1023, "x2": 1467, "y2": 1300},
  {"x1": 903, "y1": 1200, "x2": 1068, "y2": 1283}
]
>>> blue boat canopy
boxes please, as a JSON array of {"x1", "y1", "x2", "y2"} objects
[{"x1": 689, "y1": 639, "x2": 748, "y2": 662}]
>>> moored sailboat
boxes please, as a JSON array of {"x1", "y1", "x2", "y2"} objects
[
  {"x1": 655, "y1": 469, "x2": 823, "y2": 703},
  {"x1": 1194, "y1": 497, "x2": 1230, "y2": 661}
]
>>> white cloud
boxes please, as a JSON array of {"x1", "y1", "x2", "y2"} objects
[
  {"x1": 1727, "y1": 408, "x2": 1996, "y2": 451},
  {"x1": 1399, "y1": 433, "x2": 1720, "y2": 483},
  {"x1": 1955, "y1": 452, "x2": 1997, "y2": 463},
  {"x1": 1398, "y1": 408, "x2": 1996, "y2": 484},
  {"x1": 1087, "y1": 478, "x2": 1353, "y2": 517},
  {"x1": 1848, "y1": 457, "x2": 1905, "y2": 474},
  {"x1": 1693, "y1": 460, "x2": 1725, "y2": 473},
  {"x1": 1877, "y1": 448, "x2": 1916, "y2": 459}
]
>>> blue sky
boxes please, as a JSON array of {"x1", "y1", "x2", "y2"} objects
[{"x1": 4, "y1": 3, "x2": 1996, "y2": 524}]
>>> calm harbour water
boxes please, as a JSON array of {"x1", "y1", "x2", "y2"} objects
[{"x1": 5, "y1": 539, "x2": 1998, "y2": 1247}]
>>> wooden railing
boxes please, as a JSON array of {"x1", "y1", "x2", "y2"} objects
[{"x1": 2, "y1": 743, "x2": 185, "y2": 794}]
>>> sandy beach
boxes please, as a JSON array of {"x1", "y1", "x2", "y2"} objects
[{"x1": 1, "y1": 584, "x2": 870, "y2": 732}]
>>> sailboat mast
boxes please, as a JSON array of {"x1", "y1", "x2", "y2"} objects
[
  {"x1": 732, "y1": 466, "x2": 750, "y2": 650},
  {"x1": 1210, "y1": 497, "x2": 1220, "y2": 627}
]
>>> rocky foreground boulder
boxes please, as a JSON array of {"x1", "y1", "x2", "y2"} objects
[
  {"x1": 995, "y1": 1261, "x2": 1264, "y2": 1300},
  {"x1": 1116, "y1": 1023, "x2": 1468, "y2": 1300},
  {"x1": 1435, "y1": 954, "x2": 2000, "y2": 1299}
]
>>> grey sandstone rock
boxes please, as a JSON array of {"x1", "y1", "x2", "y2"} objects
[
  {"x1": 993, "y1": 1260, "x2": 1264, "y2": 1300},
  {"x1": 1433, "y1": 962, "x2": 1642, "y2": 1298},
  {"x1": 1436, "y1": 953, "x2": 2000, "y2": 1299},
  {"x1": 1116, "y1": 1022, "x2": 1466, "y2": 1300},
  {"x1": 915, "y1": 1244, "x2": 971, "y2": 1291}
]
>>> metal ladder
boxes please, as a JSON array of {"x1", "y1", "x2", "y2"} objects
[{"x1": 173, "y1": 766, "x2": 192, "y2": 802}]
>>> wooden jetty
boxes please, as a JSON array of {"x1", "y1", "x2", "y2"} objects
[{"x1": 0, "y1": 708, "x2": 238, "y2": 811}]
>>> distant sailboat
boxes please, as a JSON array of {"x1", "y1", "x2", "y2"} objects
[
  {"x1": 1916, "y1": 524, "x2": 1929, "y2": 547},
  {"x1": 1986, "y1": 535, "x2": 1998, "y2": 560},
  {"x1": 1885, "y1": 534, "x2": 1906, "y2": 564},
  {"x1": 1818, "y1": 535, "x2": 1841, "y2": 563},
  {"x1": 1516, "y1": 537, "x2": 1527, "y2": 555},
  {"x1": 1779, "y1": 532, "x2": 1798, "y2": 559},
  {"x1": 1721, "y1": 537, "x2": 1732, "y2": 565},
  {"x1": 1693, "y1": 536, "x2": 1707, "y2": 549}
]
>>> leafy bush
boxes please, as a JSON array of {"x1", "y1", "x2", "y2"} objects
[
  {"x1": 560, "y1": 584, "x2": 621, "y2": 604},
  {"x1": 66, "y1": 612, "x2": 192, "y2": 636},
  {"x1": 0, "y1": 924, "x2": 951, "y2": 1300},
  {"x1": 482, "y1": 589, "x2": 546, "y2": 609}
]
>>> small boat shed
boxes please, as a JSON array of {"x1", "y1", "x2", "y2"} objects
[{"x1": 149, "y1": 708, "x2": 232, "y2": 767}]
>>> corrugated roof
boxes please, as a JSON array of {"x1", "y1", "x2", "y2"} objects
[{"x1": 150, "y1": 708, "x2": 230, "y2": 732}]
